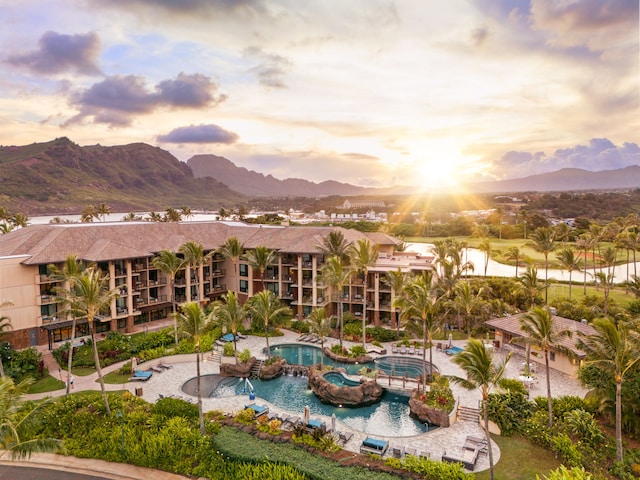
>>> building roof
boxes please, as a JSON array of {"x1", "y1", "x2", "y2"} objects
[
  {"x1": 0, "y1": 222, "x2": 411, "y2": 266},
  {"x1": 486, "y1": 313, "x2": 597, "y2": 358}
]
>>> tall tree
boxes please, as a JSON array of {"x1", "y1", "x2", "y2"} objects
[
  {"x1": 514, "y1": 265, "x2": 547, "y2": 309},
  {"x1": 95, "y1": 203, "x2": 111, "y2": 222},
  {"x1": 307, "y1": 307, "x2": 332, "y2": 369},
  {"x1": 530, "y1": 227, "x2": 557, "y2": 303},
  {"x1": 0, "y1": 377, "x2": 62, "y2": 459},
  {"x1": 152, "y1": 250, "x2": 187, "y2": 346},
  {"x1": 505, "y1": 246, "x2": 522, "y2": 278},
  {"x1": 349, "y1": 238, "x2": 379, "y2": 348},
  {"x1": 576, "y1": 234, "x2": 593, "y2": 296},
  {"x1": 556, "y1": 247, "x2": 581, "y2": 300},
  {"x1": 80, "y1": 205, "x2": 95, "y2": 223},
  {"x1": 453, "y1": 281, "x2": 486, "y2": 339},
  {"x1": 317, "y1": 230, "x2": 352, "y2": 264},
  {"x1": 320, "y1": 255, "x2": 353, "y2": 349},
  {"x1": 218, "y1": 236, "x2": 244, "y2": 293},
  {"x1": 449, "y1": 339, "x2": 511, "y2": 480},
  {"x1": 212, "y1": 291, "x2": 245, "y2": 364},
  {"x1": 478, "y1": 238, "x2": 492, "y2": 277},
  {"x1": 179, "y1": 241, "x2": 210, "y2": 304},
  {"x1": 48, "y1": 255, "x2": 86, "y2": 396},
  {"x1": 518, "y1": 307, "x2": 573, "y2": 428},
  {"x1": 174, "y1": 301, "x2": 212, "y2": 434},
  {"x1": 246, "y1": 290, "x2": 290, "y2": 360},
  {"x1": 382, "y1": 269, "x2": 407, "y2": 334},
  {"x1": 64, "y1": 267, "x2": 119, "y2": 416},
  {"x1": 244, "y1": 245, "x2": 278, "y2": 292},
  {"x1": 394, "y1": 272, "x2": 443, "y2": 391},
  {"x1": 578, "y1": 317, "x2": 640, "y2": 463}
]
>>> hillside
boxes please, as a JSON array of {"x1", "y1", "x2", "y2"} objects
[
  {"x1": 187, "y1": 154, "x2": 367, "y2": 196},
  {"x1": 0, "y1": 138, "x2": 244, "y2": 215},
  {"x1": 466, "y1": 166, "x2": 640, "y2": 193}
]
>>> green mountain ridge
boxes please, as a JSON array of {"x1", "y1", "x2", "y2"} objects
[{"x1": 0, "y1": 137, "x2": 244, "y2": 215}]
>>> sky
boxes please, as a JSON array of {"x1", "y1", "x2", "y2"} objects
[{"x1": 1, "y1": 0, "x2": 639, "y2": 189}]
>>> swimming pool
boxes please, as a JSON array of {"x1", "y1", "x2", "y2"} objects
[
  {"x1": 209, "y1": 374, "x2": 431, "y2": 437},
  {"x1": 374, "y1": 356, "x2": 439, "y2": 379},
  {"x1": 268, "y1": 343, "x2": 372, "y2": 374},
  {"x1": 323, "y1": 371, "x2": 360, "y2": 387}
]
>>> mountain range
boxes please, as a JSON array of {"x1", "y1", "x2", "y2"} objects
[{"x1": 1, "y1": 138, "x2": 639, "y2": 215}]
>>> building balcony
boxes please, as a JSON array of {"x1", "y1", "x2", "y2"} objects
[
  {"x1": 39, "y1": 315, "x2": 60, "y2": 325},
  {"x1": 37, "y1": 274, "x2": 56, "y2": 284},
  {"x1": 38, "y1": 294, "x2": 56, "y2": 305},
  {"x1": 175, "y1": 278, "x2": 187, "y2": 286},
  {"x1": 280, "y1": 292, "x2": 294, "y2": 300},
  {"x1": 114, "y1": 269, "x2": 126, "y2": 277},
  {"x1": 148, "y1": 277, "x2": 166, "y2": 286},
  {"x1": 132, "y1": 263, "x2": 147, "y2": 272}
]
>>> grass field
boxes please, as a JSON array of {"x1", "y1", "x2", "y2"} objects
[
  {"x1": 27, "y1": 375, "x2": 65, "y2": 394},
  {"x1": 475, "y1": 434, "x2": 562, "y2": 480}
]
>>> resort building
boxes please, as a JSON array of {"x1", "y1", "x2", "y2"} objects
[
  {"x1": 485, "y1": 313, "x2": 597, "y2": 376},
  {"x1": 0, "y1": 222, "x2": 435, "y2": 350}
]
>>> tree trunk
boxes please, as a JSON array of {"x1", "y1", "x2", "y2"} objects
[
  {"x1": 264, "y1": 322, "x2": 270, "y2": 359},
  {"x1": 362, "y1": 294, "x2": 367, "y2": 349},
  {"x1": 545, "y1": 351, "x2": 552, "y2": 428},
  {"x1": 338, "y1": 299, "x2": 343, "y2": 349},
  {"x1": 171, "y1": 277, "x2": 178, "y2": 347},
  {"x1": 89, "y1": 319, "x2": 111, "y2": 416},
  {"x1": 196, "y1": 345, "x2": 204, "y2": 434},
  {"x1": 66, "y1": 318, "x2": 77, "y2": 396},
  {"x1": 233, "y1": 337, "x2": 238, "y2": 364},
  {"x1": 616, "y1": 379, "x2": 623, "y2": 462},
  {"x1": 483, "y1": 390, "x2": 495, "y2": 480},
  {"x1": 0, "y1": 358, "x2": 5, "y2": 378}
]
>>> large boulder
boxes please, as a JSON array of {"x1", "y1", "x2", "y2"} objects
[
  {"x1": 259, "y1": 357, "x2": 287, "y2": 380},
  {"x1": 308, "y1": 368, "x2": 383, "y2": 407},
  {"x1": 323, "y1": 347, "x2": 372, "y2": 364},
  {"x1": 220, "y1": 357, "x2": 256, "y2": 377},
  {"x1": 408, "y1": 390, "x2": 450, "y2": 428}
]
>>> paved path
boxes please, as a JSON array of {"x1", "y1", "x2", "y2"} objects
[{"x1": 23, "y1": 329, "x2": 589, "y2": 475}]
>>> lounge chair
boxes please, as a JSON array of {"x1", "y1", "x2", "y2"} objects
[
  {"x1": 391, "y1": 344, "x2": 398, "y2": 354},
  {"x1": 405, "y1": 447, "x2": 417, "y2": 457},
  {"x1": 306, "y1": 418, "x2": 324, "y2": 431},
  {"x1": 244, "y1": 403, "x2": 269, "y2": 417},
  {"x1": 360, "y1": 437, "x2": 389, "y2": 456},
  {"x1": 416, "y1": 346, "x2": 425, "y2": 356},
  {"x1": 436, "y1": 343, "x2": 444, "y2": 352},
  {"x1": 130, "y1": 370, "x2": 153, "y2": 381},
  {"x1": 282, "y1": 416, "x2": 300, "y2": 429},
  {"x1": 149, "y1": 365, "x2": 163, "y2": 373},
  {"x1": 337, "y1": 431, "x2": 353, "y2": 445},
  {"x1": 158, "y1": 362, "x2": 173, "y2": 369},
  {"x1": 399, "y1": 345, "x2": 407, "y2": 355},
  {"x1": 408, "y1": 346, "x2": 416, "y2": 355}
]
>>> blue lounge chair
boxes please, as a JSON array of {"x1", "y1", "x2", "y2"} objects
[
  {"x1": 131, "y1": 370, "x2": 153, "y2": 381},
  {"x1": 360, "y1": 437, "x2": 389, "y2": 456},
  {"x1": 244, "y1": 403, "x2": 269, "y2": 417}
]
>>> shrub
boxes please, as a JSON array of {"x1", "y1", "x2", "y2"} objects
[
  {"x1": 424, "y1": 376, "x2": 455, "y2": 414},
  {"x1": 238, "y1": 349, "x2": 251, "y2": 363},
  {"x1": 349, "y1": 345, "x2": 367, "y2": 358},
  {"x1": 487, "y1": 391, "x2": 534, "y2": 436},
  {"x1": 223, "y1": 342, "x2": 235, "y2": 357},
  {"x1": 152, "y1": 397, "x2": 199, "y2": 421},
  {"x1": 537, "y1": 465, "x2": 593, "y2": 480}
]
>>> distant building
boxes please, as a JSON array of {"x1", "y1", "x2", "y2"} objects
[{"x1": 339, "y1": 199, "x2": 385, "y2": 209}]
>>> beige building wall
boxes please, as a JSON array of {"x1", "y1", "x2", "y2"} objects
[{"x1": 0, "y1": 256, "x2": 40, "y2": 347}]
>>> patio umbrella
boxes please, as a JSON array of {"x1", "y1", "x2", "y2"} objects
[
  {"x1": 447, "y1": 333, "x2": 453, "y2": 349},
  {"x1": 331, "y1": 413, "x2": 336, "y2": 433},
  {"x1": 303, "y1": 405, "x2": 310, "y2": 426},
  {"x1": 131, "y1": 356, "x2": 137, "y2": 374}
]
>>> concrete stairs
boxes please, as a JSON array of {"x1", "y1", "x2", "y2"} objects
[
  {"x1": 207, "y1": 350, "x2": 222, "y2": 363},
  {"x1": 457, "y1": 405, "x2": 481, "y2": 423},
  {"x1": 250, "y1": 360, "x2": 263, "y2": 378}
]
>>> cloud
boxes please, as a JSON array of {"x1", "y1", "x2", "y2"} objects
[
  {"x1": 470, "y1": 26, "x2": 490, "y2": 46},
  {"x1": 6, "y1": 31, "x2": 102, "y2": 76},
  {"x1": 91, "y1": 0, "x2": 266, "y2": 19},
  {"x1": 244, "y1": 46, "x2": 292, "y2": 88},
  {"x1": 490, "y1": 138, "x2": 640, "y2": 179},
  {"x1": 157, "y1": 124, "x2": 239, "y2": 144},
  {"x1": 66, "y1": 73, "x2": 226, "y2": 126}
]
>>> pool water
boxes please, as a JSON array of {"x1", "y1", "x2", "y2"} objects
[
  {"x1": 211, "y1": 374, "x2": 430, "y2": 437},
  {"x1": 323, "y1": 371, "x2": 360, "y2": 387},
  {"x1": 374, "y1": 356, "x2": 438, "y2": 378},
  {"x1": 269, "y1": 343, "x2": 372, "y2": 374}
]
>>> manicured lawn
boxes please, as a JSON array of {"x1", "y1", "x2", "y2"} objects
[
  {"x1": 103, "y1": 371, "x2": 132, "y2": 384},
  {"x1": 475, "y1": 434, "x2": 562, "y2": 480},
  {"x1": 71, "y1": 366, "x2": 97, "y2": 376},
  {"x1": 27, "y1": 375, "x2": 65, "y2": 394}
]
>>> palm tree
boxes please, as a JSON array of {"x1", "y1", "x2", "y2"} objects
[
  {"x1": 478, "y1": 238, "x2": 492, "y2": 277},
  {"x1": 394, "y1": 272, "x2": 442, "y2": 390},
  {"x1": 449, "y1": 339, "x2": 511, "y2": 480},
  {"x1": 212, "y1": 291, "x2": 246, "y2": 364},
  {"x1": 382, "y1": 269, "x2": 407, "y2": 334},
  {"x1": 594, "y1": 271, "x2": 615, "y2": 315},
  {"x1": 518, "y1": 307, "x2": 573, "y2": 428},
  {"x1": 179, "y1": 241, "x2": 210, "y2": 304},
  {"x1": 244, "y1": 245, "x2": 278, "y2": 292},
  {"x1": 152, "y1": 250, "x2": 187, "y2": 346},
  {"x1": 48, "y1": 255, "x2": 86, "y2": 396},
  {"x1": 174, "y1": 301, "x2": 212, "y2": 434},
  {"x1": 218, "y1": 207, "x2": 229, "y2": 220},
  {"x1": 80, "y1": 205, "x2": 95, "y2": 223},
  {"x1": 317, "y1": 230, "x2": 352, "y2": 264},
  {"x1": 530, "y1": 227, "x2": 557, "y2": 303},
  {"x1": 555, "y1": 247, "x2": 581, "y2": 300},
  {"x1": 307, "y1": 307, "x2": 332, "y2": 368},
  {"x1": 576, "y1": 233, "x2": 594, "y2": 296},
  {"x1": 121, "y1": 212, "x2": 142, "y2": 222},
  {"x1": 321, "y1": 255, "x2": 352, "y2": 349},
  {"x1": 10, "y1": 213, "x2": 29, "y2": 228},
  {"x1": 218, "y1": 236, "x2": 244, "y2": 292},
  {"x1": 0, "y1": 301, "x2": 13, "y2": 378},
  {"x1": 504, "y1": 246, "x2": 522, "y2": 278},
  {"x1": 430, "y1": 240, "x2": 449, "y2": 278},
  {"x1": 578, "y1": 317, "x2": 640, "y2": 463},
  {"x1": 514, "y1": 265, "x2": 547, "y2": 309},
  {"x1": 164, "y1": 207, "x2": 182, "y2": 222},
  {"x1": 95, "y1": 203, "x2": 111, "y2": 222},
  {"x1": 349, "y1": 238, "x2": 379, "y2": 348},
  {"x1": 0, "y1": 377, "x2": 62, "y2": 459},
  {"x1": 64, "y1": 267, "x2": 119, "y2": 416},
  {"x1": 453, "y1": 281, "x2": 486, "y2": 338},
  {"x1": 246, "y1": 290, "x2": 290, "y2": 360},
  {"x1": 180, "y1": 206, "x2": 193, "y2": 220}
]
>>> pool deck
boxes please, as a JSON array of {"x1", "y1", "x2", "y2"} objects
[{"x1": 129, "y1": 329, "x2": 587, "y2": 473}]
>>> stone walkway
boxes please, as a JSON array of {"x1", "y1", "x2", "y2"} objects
[{"x1": 25, "y1": 329, "x2": 589, "y2": 474}]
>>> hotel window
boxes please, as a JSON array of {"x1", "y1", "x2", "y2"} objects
[
  {"x1": 549, "y1": 351, "x2": 555, "y2": 362},
  {"x1": 240, "y1": 279, "x2": 249, "y2": 293},
  {"x1": 239, "y1": 264, "x2": 248, "y2": 277}
]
